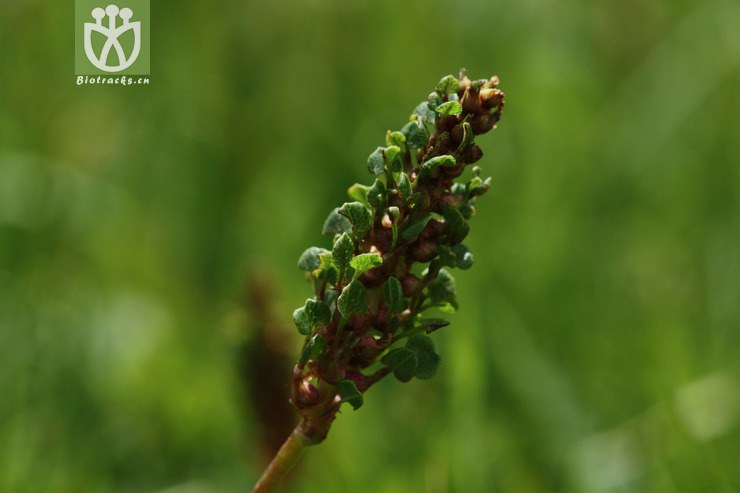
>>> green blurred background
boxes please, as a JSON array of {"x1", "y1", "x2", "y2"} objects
[{"x1": 1, "y1": 0, "x2": 739, "y2": 491}]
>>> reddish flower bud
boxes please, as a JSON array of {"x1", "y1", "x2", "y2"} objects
[
  {"x1": 401, "y1": 274, "x2": 424, "y2": 297},
  {"x1": 479, "y1": 88, "x2": 503, "y2": 109},
  {"x1": 408, "y1": 240, "x2": 439, "y2": 263}
]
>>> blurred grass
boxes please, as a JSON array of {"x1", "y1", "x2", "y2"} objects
[{"x1": 1, "y1": 0, "x2": 739, "y2": 492}]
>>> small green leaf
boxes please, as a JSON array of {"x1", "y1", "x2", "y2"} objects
[
  {"x1": 349, "y1": 253, "x2": 383, "y2": 279},
  {"x1": 324, "y1": 288, "x2": 337, "y2": 308},
  {"x1": 416, "y1": 318, "x2": 450, "y2": 334},
  {"x1": 438, "y1": 245, "x2": 457, "y2": 268},
  {"x1": 402, "y1": 120, "x2": 429, "y2": 149},
  {"x1": 436, "y1": 74, "x2": 459, "y2": 95},
  {"x1": 459, "y1": 204, "x2": 474, "y2": 219},
  {"x1": 347, "y1": 183, "x2": 370, "y2": 206},
  {"x1": 367, "y1": 146, "x2": 386, "y2": 175},
  {"x1": 339, "y1": 202, "x2": 372, "y2": 239},
  {"x1": 337, "y1": 280, "x2": 367, "y2": 318},
  {"x1": 322, "y1": 208, "x2": 352, "y2": 235},
  {"x1": 402, "y1": 213, "x2": 432, "y2": 240},
  {"x1": 388, "y1": 206, "x2": 400, "y2": 221},
  {"x1": 386, "y1": 130, "x2": 406, "y2": 147},
  {"x1": 367, "y1": 178, "x2": 386, "y2": 209},
  {"x1": 451, "y1": 182, "x2": 466, "y2": 196},
  {"x1": 427, "y1": 269, "x2": 458, "y2": 312},
  {"x1": 427, "y1": 91, "x2": 443, "y2": 110},
  {"x1": 332, "y1": 233, "x2": 354, "y2": 272},
  {"x1": 458, "y1": 121, "x2": 474, "y2": 149},
  {"x1": 451, "y1": 244, "x2": 473, "y2": 270},
  {"x1": 336, "y1": 380, "x2": 364, "y2": 410},
  {"x1": 469, "y1": 176, "x2": 492, "y2": 196},
  {"x1": 293, "y1": 299, "x2": 332, "y2": 335},
  {"x1": 292, "y1": 307, "x2": 312, "y2": 335},
  {"x1": 318, "y1": 252, "x2": 335, "y2": 270},
  {"x1": 298, "y1": 247, "x2": 330, "y2": 271},
  {"x1": 382, "y1": 348, "x2": 417, "y2": 383},
  {"x1": 299, "y1": 334, "x2": 327, "y2": 365},
  {"x1": 406, "y1": 334, "x2": 441, "y2": 380},
  {"x1": 316, "y1": 252, "x2": 338, "y2": 284},
  {"x1": 383, "y1": 276, "x2": 407, "y2": 313},
  {"x1": 442, "y1": 205, "x2": 469, "y2": 244},
  {"x1": 384, "y1": 145, "x2": 402, "y2": 172},
  {"x1": 409, "y1": 192, "x2": 424, "y2": 209},
  {"x1": 435, "y1": 101, "x2": 463, "y2": 117},
  {"x1": 422, "y1": 154, "x2": 456, "y2": 173},
  {"x1": 412, "y1": 101, "x2": 434, "y2": 121},
  {"x1": 397, "y1": 173, "x2": 412, "y2": 201}
]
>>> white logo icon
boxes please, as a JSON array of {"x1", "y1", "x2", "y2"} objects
[{"x1": 84, "y1": 4, "x2": 141, "y2": 72}]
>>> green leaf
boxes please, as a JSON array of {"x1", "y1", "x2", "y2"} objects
[
  {"x1": 332, "y1": 233, "x2": 354, "y2": 272},
  {"x1": 349, "y1": 253, "x2": 383, "y2": 279},
  {"x1": 347, "y1": 183, "x2": 370, "y2": 207},
  {"x1": 458, "y1": 121, "x2": 474, "y2": 149},
  {"x1": 299, "y1": 334, "x2": 327, "y2": 365},
  {"x1": 406, "y1": 334, "x2": 441, "y2": 380},
  {"x1": 435, "y1": 101, "x2": 463, "y2": 117},
  {"x1": 383, "y1": 276, "x2": 407, "y2": 313},
  {"x1": 339, "y1": 202, "x2": 372, "y2": 239},
  {"x1": 427, "y1": 269, "x2": 458, "y2": 312},
  {"x1": 318, "y1": 252, "x2": 334, "y2": 270},
  {"x1": 402, "y1": 213, "x2": 432, "y2": 240},
  {"x1": 322, "y1": 208, "x2": 352, "y2": 235},
  {"x1": 367, "y1": 178, "x2": 386, "y2": 209},
  {"x1": 324, "y1": 288, "x2": 337, "y2": 309},
  {"x1": 402, "y1": 120, "x2": 429, "y2": 149},
  {"x1": 416, "y1": 318, "x2": 450, "y2": 334},
  {"x1": 384, "y1": 145, "x2": 402, "y2": 172},
  {"x1": 412, "y1": 101, "x2": 434, "y2": 121},
  {"x1": 451, "y1": 182, "x2": 466, "y2": 196},
  {"x1": 469, "y1": 176, "x2": 492, "y2": 196},
  {"x1": 337, "y1": 280, "x2": 367, "y2": 318},
  {"x1": 316, "y1": 252, "x2": 338, "y2": 284},
  {"x1": 293, "y1": 299, "x2": 332, "y2": 335},
  {"x1": 437, "y1": 245, "x2": 457, "y2": 268},
  {"x1": 386, "y1": 130, "x2": 406, "y2": 147},
  {"x1": 336, "y1": 380, "x2": 364, "y2": 410},
  {"x1": 442, "y1": 205, "x2": 469, "y2": 244},
  {"x1": 436, "y1": 74, "x2": 459, "y2": 95},
  {"x1": 397, "y1": 173, "x2": 412, "y2": 201},
  {"x1": 381, "y1": 347, "x2": 417, "y2": 383},
  {"x1": 451, "y1": 244, "x2": 473, "y2": 270},
  {"x1": 459, "y1": 204, "x2": 474, "y2": 219},
  {"x1": 387, "y1": 206, "x2": 400, "y2": 221},
  {"x1": 427, "y1": 91, "x2": 443, "y2": 110},
  {"x1": 409, "y1": 192, "x2": 424, "y2": 209},
  {"x1": 297, "y1": 247, "x2": 330, "y2": 271},
  {"x1": 367, "y1": 147, "x2": 385, "y2": 175},
  {"x1": 422, "y1": 154, "x2": 456, "y2": 173}
]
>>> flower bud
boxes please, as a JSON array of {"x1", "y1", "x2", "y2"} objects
[
  {"x1": 451, "y1": 124, "x2": 464, "y2": 147},
  {"x1": 480, "y1": 88, "x2": 504, "y2": 109},
  {"x1": 466, "y1": 144, "x2": 484, "y2": 164},
  {"x1": 461, "y1": 88, "x2": 480, "y2": 114},
  {"x1": 486, "y1": 75, "x2": 500, "y2": 88},
  {"x1": 401, "y1": 274, "x2": 424, "y2": 297},
  {"x1": 471, "y1": 114, "x2": 495, "y2": 134},
  {"x1": 408, "y1": 240, "x2": 439, "y2": 263},
  {"x1": 422, "y1": 220, "x2": 445, "y2": 239},
  {"x1": 296, "y1": 379, "x2": 320, "y2": 407}
]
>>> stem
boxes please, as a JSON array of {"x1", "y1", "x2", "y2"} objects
[{"x1": 251, "y1": 427, "x2": 307, "y2": 493}]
